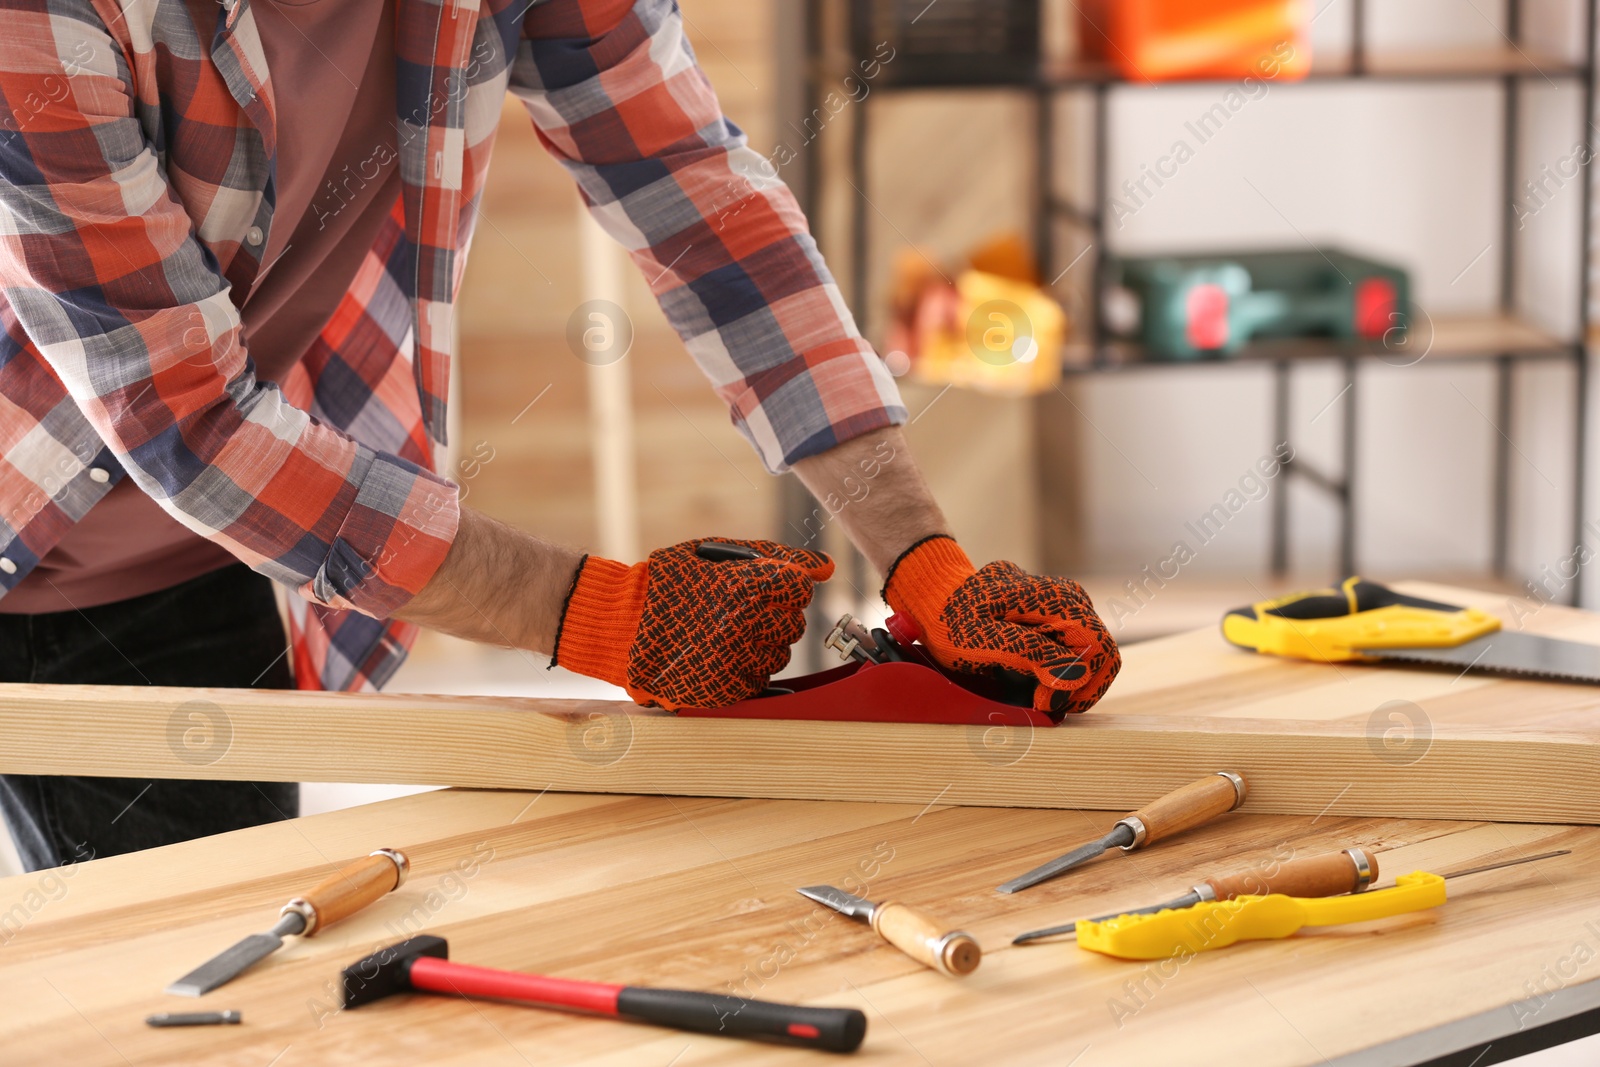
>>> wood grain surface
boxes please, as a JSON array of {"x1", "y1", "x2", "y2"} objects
[
  {"x1": 0, "y1": 788, "x2": 1592, "y2": 1066},
  {"x1": 0, "y1": 583, "x2": 1597, "y2": 823}
]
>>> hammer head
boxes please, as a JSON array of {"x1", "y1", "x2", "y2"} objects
[{"x1": 341, "y1": 935, "x2": 449, "y2": 1009}]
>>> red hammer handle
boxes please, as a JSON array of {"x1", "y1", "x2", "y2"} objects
[
  {"x1": 409, "y1": 956, "x2": 622, "y2": 1014},
  {"x1": 408, "y1": 957, "x2": 865, "y2": 1052}
]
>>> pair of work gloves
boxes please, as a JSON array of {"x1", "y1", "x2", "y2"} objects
[{"x1": 552, "y1": 535, "x2": 1120, "y2": 717}]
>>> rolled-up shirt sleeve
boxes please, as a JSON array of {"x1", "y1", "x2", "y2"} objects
[
  {"x1": 0, "y1": 0, "x2": 458, "y2": 618},
  {"x1": 512, "y1": 0, "x2": 906, "y2": 472}
]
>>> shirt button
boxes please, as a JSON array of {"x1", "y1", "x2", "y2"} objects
[
  {"x1": 0, "y1": 558, "x2": 15, "y2": 575},
  {"x1": 246, "y1": 226, "x2": 264, "y2": 246},
  {"x1": 89, "y1": 467, "x2": 110, "y2": 483}
]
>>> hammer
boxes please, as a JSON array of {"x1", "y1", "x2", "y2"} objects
[{"x1": 341, "y1": 936, "x2": 866, "y2": 1053}]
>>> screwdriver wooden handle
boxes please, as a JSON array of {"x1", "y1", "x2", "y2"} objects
[
  {"x1": 284, "y1": 849, "x2": 409, "y2": 936},
  {"x1": 1203, "y1": 848, "x2": 1376, "y2": 900},
  {"x1": 870, "y1": 902, "x2": 981, "y2": 976},
  {"x1": 1123, "y1": 772, "x2": 1248, "y2": 848}
]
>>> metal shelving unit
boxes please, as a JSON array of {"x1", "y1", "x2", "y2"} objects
[{"x1": 803, "y1": 0, "x2": 1596, "y2": 601}]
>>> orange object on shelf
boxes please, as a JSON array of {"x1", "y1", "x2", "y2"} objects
[
  {"x1": 967, "y1": 232, "x2": 1040, "y2": 287},
  {"x1": 1078, "y1": 0, "x2": 1312, "y2": 83},
  {"x1": 884, "y1": 234, "x2": 1067, "y2": 397},
  {"x1": 912, "y1": 269, "x2": 1066, "y2": 396}
]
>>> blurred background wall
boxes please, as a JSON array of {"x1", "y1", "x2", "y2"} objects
[{"x1": 443, "y1": 0, "x2": 1599, "y2": 650}]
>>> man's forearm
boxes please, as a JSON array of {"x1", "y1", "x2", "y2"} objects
[
  {"x1": 395, "y1": 506, "x2": 582, "y2": 654},
  {"x1": 791, "y1": 427, "x2": 950, "y2": 576},
  {"x1": 398, "y1": 426, "x2": 938, "y2": 653}
]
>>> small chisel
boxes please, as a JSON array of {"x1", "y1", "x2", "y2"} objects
[
  {"x1": 798, "y1": 885, "x2": 981, "y2": 976},
  {"x1": 1013, "y1": 846, "x2": 1377, "y2": 943},
  {"x1": 166, "y1": 849, "x2": 409, "y2": 997},
  {"x1": 997, "y1": 772, "x2": 1249, "y2": 893}
]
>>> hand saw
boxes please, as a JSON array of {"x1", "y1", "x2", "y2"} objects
[{"x1": 1222, "y1": 577, "x2": 1600, "y2": 683}]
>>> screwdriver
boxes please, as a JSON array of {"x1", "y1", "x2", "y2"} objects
[
  {"x1": 1013, "y1": 847, "x2": 1376, "y2": 943},
  {"x1": 997, "y1": 772, "x2": 1248, "y2": 894}
]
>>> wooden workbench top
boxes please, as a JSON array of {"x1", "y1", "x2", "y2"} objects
[
  {"x1": 0, "y1": 788, "x2": 1593, "y2": 1065},
  {"x1": 1, "y1": 583, "x2": 1597, "y2": 1064}
]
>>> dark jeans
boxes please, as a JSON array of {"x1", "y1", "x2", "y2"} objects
[{"x1": 0, "y1": 564, "x2": 299, "y2": 872}]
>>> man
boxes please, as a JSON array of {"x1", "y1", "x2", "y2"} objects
[{"x1": 0, "y1": 0, "x2": 1119, "y2": 872}]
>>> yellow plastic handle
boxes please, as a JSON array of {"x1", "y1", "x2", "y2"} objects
[
  {"x1": 1076, "y1": 872, "x2": 1447, "y2": 960},
  {"x1": 1222, "y1": 578, "x2": 1500, "y2": 663}
]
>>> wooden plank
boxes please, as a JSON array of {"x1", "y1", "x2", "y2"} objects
[
  {"x1": 0, "y1": 683, "x2": 1593, "y2": 824},
  {"x1": 3, "y1": 582, "x2": 1596, "y2": 823},
  {"x1": 0, "y1": 786, "x2": 1592, "y2": 1065}
]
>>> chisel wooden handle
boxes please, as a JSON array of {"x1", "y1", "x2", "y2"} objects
[
  {"x1": 283, "y1": 849, "x2": 409, "y2": 935},
  {"x1": 870, "y1": 902, "x2": 981, "y2": 976},
  {"x1": 1122, "y1": 772, "x2": 1248, "y2": 848},
  {"x1": 1203, "y1": 848, "x2": 1376, "y2": 900}
]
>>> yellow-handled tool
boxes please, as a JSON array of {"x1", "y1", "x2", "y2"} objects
[
  {"x1": 1077, "y1": 872, "x2": 1447, "y2": 960},
  {"x1": 1075, "y1": 849, "x2": 1568, "y2": 960},
  {"x1": 1013, "y1": 847, "x2": 1377, "y2": 944},
  {"x1": 1223, "y1": 577, "x2": 1600, "y2": 683}
]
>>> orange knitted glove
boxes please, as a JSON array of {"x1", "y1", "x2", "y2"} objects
[
  {"x1": 552, "y1": 538, "x2": 834, "y2": 710},
  {"x1": 883, "y1": 535, "x2": 1120, "y2": 716}
]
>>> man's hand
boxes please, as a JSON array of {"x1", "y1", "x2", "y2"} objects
[
  {"x1": 396, "y1": 516, "x2": 831, "y2": 708},
  {"x1": 883, "y1": 536, "x2": 1119, "y2": 716},
  {"x1": 793, "y1": 428, "x2": 1119, "y2": 715},
  {"x1": 552, "y1": 539, "x2": 834, "y2": 709}
]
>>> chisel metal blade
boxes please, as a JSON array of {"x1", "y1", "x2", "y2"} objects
[
  {"x1": 166, "y1": 913, "x2": 303, "y2": 997},
  {"x1": 1011, "y1": 891, "x2": 1205, "y2": 944},
  {"x1": 798, "y1": 885, "x2": 875, "y2": 921},
  {"x1": 997, "y1": 823, "x2": 1137, "y2": 894},
  {"x1": 1371, "y1": 631, "x2": 1600, "y2": 684}
]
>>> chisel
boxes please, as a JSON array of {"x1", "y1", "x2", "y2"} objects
[
  {"x1": 166, "y1": 849, "x2": 409, "y2": 997},
  {"x1": 997, "y1": 772, "x2": 1248, "y2": 893},
  {"x1": 1013, "y1": 847, "x2": 1377, "y2": 943},
  {"x1": 797, "y1": 885, "x2": 982, "y2": 976}
]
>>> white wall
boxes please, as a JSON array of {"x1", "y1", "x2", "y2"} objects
[{"x1": 1056, "y1": 0, "x2": 1596, "y2": 595}]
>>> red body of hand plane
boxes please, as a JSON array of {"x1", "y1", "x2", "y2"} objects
[{"x1": 679, "y1": 618, "x2": 1062, "y2": 729}]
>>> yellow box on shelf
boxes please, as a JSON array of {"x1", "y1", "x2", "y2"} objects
[{"x1": 912, "y1": 269, "x2": 1066, "y2": 396}]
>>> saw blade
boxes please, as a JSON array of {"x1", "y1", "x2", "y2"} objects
[{"x1": 1367, "y1": 630, "x2": 1600, "y2": 684}]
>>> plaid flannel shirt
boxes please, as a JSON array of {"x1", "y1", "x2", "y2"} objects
[{"x1": 0, "y1": 0, "x2": 905, "y2": 690}]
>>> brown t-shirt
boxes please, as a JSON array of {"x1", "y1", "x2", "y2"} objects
[{"x1": 3, "y1": 0, "x2": 401, "y2": 613}]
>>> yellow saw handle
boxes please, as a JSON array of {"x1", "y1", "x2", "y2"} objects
[
  {"x1": 1221, "y1": 577, "x2": 1501, "y2": 663},
  {"x1": 1076, "y1": 871, "x2": 1448, "y2": 960}
]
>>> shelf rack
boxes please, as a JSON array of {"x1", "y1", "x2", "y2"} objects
[{"x1": 803, "y1": 0, "x2": 1596, "y2": 600}]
